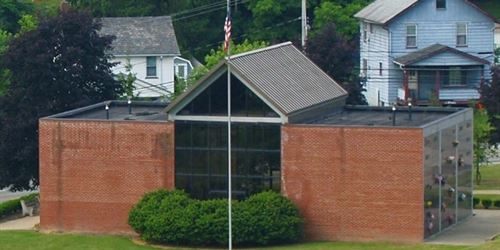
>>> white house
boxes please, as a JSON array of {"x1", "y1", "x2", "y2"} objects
[
  {"x1": 355, "y1": 0, "x2": 497, "y2": 106},
  {"x1": 99, "y1": 16, "x2": 192, "y2": 98}
]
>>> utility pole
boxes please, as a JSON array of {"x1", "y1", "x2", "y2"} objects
[{"x1": 301, "y1": 0, "x2": 307, "y2": 50}]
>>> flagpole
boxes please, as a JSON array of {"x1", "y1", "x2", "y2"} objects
[
  {"x1": 227, "y1": 46, "x2": 233, "y2": 250},
  {"x1": 226, "y1": 0, "x2": 232, "y2": 249}
]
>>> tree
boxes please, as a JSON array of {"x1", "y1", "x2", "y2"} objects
[
  {"x1": 116, "y1": 58, "x2": 137, "y2": 98},
  {"x1": 473, "y1": 104, "x2": 496, "y2": 184},
  {"x1": 0, "y1": 14, "x2": 38, "y2": 96},
  {"x1": 480, "y1": 66, "x2": 500, "y2": 143},
  {"x1": 0, "y1": 0, "x2": 34, "y2": 33},
  {"x1": 245, "y1": 0, "x2": 302, "y2": 42},
  {"x1": 306, "y1": 23, "x2": 366, "y2": 105},
  {"x1": 0, "y1": 10, "x2": 124, "y2": 190},
  {"x1": 312, "y1": 0, "x2": 370, "y2": 40}
]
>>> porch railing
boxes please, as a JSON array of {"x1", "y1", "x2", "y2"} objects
[
  {"x1": 397, "y1": 87, "x2": 479, "y2": 103},
  {"x1": 439, "y1": 88, "x2": 480, "y2": 101}
]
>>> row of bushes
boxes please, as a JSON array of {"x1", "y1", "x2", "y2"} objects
[
  {"x1": 128, "y1": 190, "x2": 303, "y2": 247},
  {"x1": 0, "y1": 193, "x2": 38, "y2": 219},
  {"x1": 473, "y1": 197, "x2": 500, "y2": 209}
]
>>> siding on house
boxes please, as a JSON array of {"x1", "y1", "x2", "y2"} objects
[
  {"x1": 388, "y1": 0, "x2": 494, "y2": 101},
  {"x1": 389, "y1": 0, "x2": 494, "y2": 57},
  {"x1": 359, "y1": 0, "x2": 495, "y2": 105},
  {"x1": 111, "y1": 56, "x2": 175, "y2": 97},
  {"x1": 360, "y1": 23, "x2": 391, "y2": 106}
]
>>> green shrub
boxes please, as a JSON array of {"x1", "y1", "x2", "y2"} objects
[
  {"x1": 482, "y1": 199, "x2": 493, "y2": 209},
  {"x1": 473, "y1": 197, "x2": 480, "y2": 208},
  {"x1": 234, "y1": 191, "x2": 303, "y2": 245},
  {"x1": 0, "y1": 193, "x2": 38, "y2": 218},
  {"x1": 128, "y1": 190, "x2": 303, "y2": 247},
  {"x1": 494, "y1": 200, "x2": 500, "y2": 208}
]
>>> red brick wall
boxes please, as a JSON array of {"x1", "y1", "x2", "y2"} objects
[
  {"x1": 282, "y1": 125, "x2": 424, "y2": 243},
  {"x1": 39, "y1": 120, "x2": 174, "y2": 235}
]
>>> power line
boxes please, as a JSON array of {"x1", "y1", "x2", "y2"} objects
[
  {"x1": 180, "y1": 17, "x2": 301, "y2": 54},
  {"x1": 172, "y1": 0, "x2": 250, "y2": 21}
]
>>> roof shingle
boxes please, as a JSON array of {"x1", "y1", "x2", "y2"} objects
[
  {"x1": 99, "y1": 16, "x2": 180, "y2": 56},
  {"x1": 354, "y1": 0, "x2": 418, "y2": 24},
  {"x1": 393, "y1": 43, "x2": 490, "y2": 66}
]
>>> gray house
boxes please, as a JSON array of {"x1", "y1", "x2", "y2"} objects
[
  {"x1": 355, "y1": 0, "x2": 498, "y2": 106},
  {"x1": 100, "y1": 16, "x2": 193, "y2": 98}
]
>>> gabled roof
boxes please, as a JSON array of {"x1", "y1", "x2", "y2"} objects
[
  {"x1": 354, "y1": 0, "x2": 418, "y2": 24},
  {"x1": 99, "y1": 16, "x2": 180, "y2": 56},
  {"x1": 354, "y1": 0, "x2": 499, "y2": 25},
  {"x1": 166, "y1": 42, "x2": 347, "y2": 116},
  {"x1": 393, "y1": 43, "x2": 490, "y2": 66}
]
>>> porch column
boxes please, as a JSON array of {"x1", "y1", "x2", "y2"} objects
[
  {"x1": 480, "y1": 67, "x2": 484, "y2": 99},
  {"x1": 403, "y1": 69, "x2": 409, "y2": 102},
  {"x1": 435, "y1": 70, "x2": 440, "y2": 101}
]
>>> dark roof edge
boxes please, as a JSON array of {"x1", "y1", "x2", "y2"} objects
[
  {"x1": 344, "y1": 105, "x2": 464, "y2": 113},
  {"x1": 98, "y1": 15, "x2": 173, "y2": 20},
  {"x1": 419, "y1": 106, "x2": 473, "y2": 128},
  {"x1": 42, "y1": 100, "x2": 168, "y2": 119},
  {"x1": 394, "y1": 44, "x2": 490, "y2": 66}
]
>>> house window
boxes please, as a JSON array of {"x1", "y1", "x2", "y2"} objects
[
  {"x1": 436, "y1": 0, "x2": 446, "y2": 9},
  {"x1": 370, "y1": 23, "x2": 373, "y2": 33},
  {"x1": 379, "y1": 62, "x2": 383, "y2": 76},
  {"x1": 406, "y1": 24, "x2": 417, "y2": 48},
  {"x1": 362, "y1": 59, "x2": 368, "y2": 77},
  {"x1": 146, "y1": 56, "x2": 157, "y2": 77},
  {"x1": 175, "y1": 64, "x2": 187, "y2": 79},
  {"x1": 443, "y1": 67, "x2": 467, "y2": 87},
  {"x1": 456, "y1": 23, "x2": 467, "y2": 47}
]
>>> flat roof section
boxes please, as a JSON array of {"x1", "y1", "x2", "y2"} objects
[
  {"x1": 44, "y1": 101, "x2": 168, "y2": 121},
  {"x1": 308, "y1": 106, "x2": 466, "y2": 128}
]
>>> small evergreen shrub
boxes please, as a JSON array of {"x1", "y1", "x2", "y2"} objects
[
  {"x1": 473, "y1": 197, "x2": 480, "y2": 208},
  {"x1": 128, "y1": 190, "x2": 303, "y2": 247},
  {"x1": 482, "y1": 199, "x2": 493, "y2": 209},
  {"x1": 494, "y1": 200, "x2": 500, "y2": 209}
]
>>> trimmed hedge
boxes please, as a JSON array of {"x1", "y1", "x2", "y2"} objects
[
  {"x1": 128, "y1": 190, "x2": 303, "y2": 247},
  {"x1": 494, "y1": 200, "x2": 500, "y2": 208},
  {"x1": 482, "y1": 199, "x2": 493, "y2": 209},
  {"x1": 473, "y1": 197, "x2": 480, "y2": 208},
  {"x1": 0, "y1": 193, "x2": 38, "y2": 219}
]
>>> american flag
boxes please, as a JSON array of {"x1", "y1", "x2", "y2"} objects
[{"x1": 224, "y1": 7, "x2": 232, "y2": 53}]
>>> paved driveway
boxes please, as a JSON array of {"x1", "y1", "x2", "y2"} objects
[
  {"x1": 426, "y1": 210, "x2": 500, "y2": 245},
  {"x1": 0, "y1": 216, "x2": 39, "y2": 230}
]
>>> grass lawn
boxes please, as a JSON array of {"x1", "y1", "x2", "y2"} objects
[
  {"x1": 474, "y1": 164, "x2": 500, "y2": 190},
  {"x1": 0, "y1": 231, "x2": 157, "y2": 250},
  {"x1": 474, "y1": 194, "x2": 500, "y2": 201},
  {"x1": 1, "y1": 231, "x2": 500, "y2": 250}
]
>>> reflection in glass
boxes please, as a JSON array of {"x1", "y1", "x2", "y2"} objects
[{"x1": 175, "y1": 121, "x2": 281, "y2": 199}]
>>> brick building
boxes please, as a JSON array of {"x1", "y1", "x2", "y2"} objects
[{"x1": 40, "y1": 42, "x2": 473, "y2": 242}]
